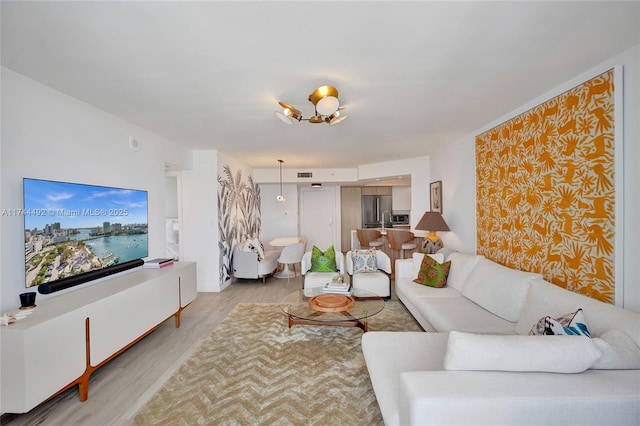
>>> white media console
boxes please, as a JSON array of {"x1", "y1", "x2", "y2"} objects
[{"x1": 1, "y1": 262, "x2": 197, "y2": 414}]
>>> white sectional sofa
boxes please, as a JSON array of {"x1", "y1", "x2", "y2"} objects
[{"x1": 362, "y1": 251, "x2": 640, "y2": 426}]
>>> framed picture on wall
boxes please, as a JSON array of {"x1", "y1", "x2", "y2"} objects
[{"x1": 430, "y1": 181, "x2": 442, "y2": 213}]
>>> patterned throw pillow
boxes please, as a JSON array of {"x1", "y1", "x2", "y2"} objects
[
  {"x1": 310, "y1": 245, "x2": 337, "y2": 272},
  {"x1": 247, "y1": 239, "x2": 265, "y2": 261},
  {"x1": 529, "y1": 308, "x2": 591, "y2": 337},
  {"x1": 351, "y1": 249, "x2": 378, "y2": 273},
  {"x1": 413, "y1": 255, "x2": 451, "y2": 288}
]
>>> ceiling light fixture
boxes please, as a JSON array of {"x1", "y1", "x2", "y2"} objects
[
  {"x1": 276, "y1": 159, "x2": 286, "y2": 202},
  {"x1": 275, "y1": 85, "x2": 348, "y2": 126}
]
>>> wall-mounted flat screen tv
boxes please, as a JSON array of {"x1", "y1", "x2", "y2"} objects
[{"x1": 23, "y1": 178, "x2": 148, "y2": 293}]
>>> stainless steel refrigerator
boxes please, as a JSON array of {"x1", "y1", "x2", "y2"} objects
[{"x1": 361, "y1": 195, "x2": 393, "y2": 228}]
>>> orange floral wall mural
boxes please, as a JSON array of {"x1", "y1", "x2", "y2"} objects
[{"x1": 475, "y1": 69, "x2": 615, "y2": 303}]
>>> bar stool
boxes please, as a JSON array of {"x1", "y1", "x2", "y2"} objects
[
  {"x1": 387, "y1": 229, "x2": 417, "y2": 259},
  {"x1": 356, "y1": 228, "x2": 384, "y2": 250}
]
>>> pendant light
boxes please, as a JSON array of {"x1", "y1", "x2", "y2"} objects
[{"x1": 276, "y1": 159, "x2": 286, "y2": 202}]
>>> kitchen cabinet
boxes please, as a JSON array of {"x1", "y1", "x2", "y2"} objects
[
  {"x1": 392, "y1": 186, "x2": 411, "y2": 211},
  {"x1": 361, "y1": 186, "x2": 392, "y2": 196},
  {"x1": 340, "y1": 187, "x2": 362, "y2": 251}
]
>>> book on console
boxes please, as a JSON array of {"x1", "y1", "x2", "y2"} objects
[{"x1": 143, "y1": 258, "x2": 174, "y2": 268}]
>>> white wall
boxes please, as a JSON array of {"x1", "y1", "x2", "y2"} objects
[
  {"x1": 259, "y1": 183, "x2": 299, "y2": 248},
  {"x1": 0, "y1": 68, "x2": 192, "y2": 312},
  {"x1": 427, "y1": 137, "x2": 477, "y2": 253},
  {"x1": 181, "y1": 150, "x2": 220, "y2": 292},
  {"x1": 431, "y1": 44, "x2": 640, "y2": 313}
]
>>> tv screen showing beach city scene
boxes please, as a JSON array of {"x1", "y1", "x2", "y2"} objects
[{"x1": 23, "y1": 178, "x2": 149, "y2": 288}]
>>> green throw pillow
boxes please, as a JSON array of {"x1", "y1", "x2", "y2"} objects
[
  {"x1": 413, "y1": 255, "x2": 451, "y2": 288},
  {"x1": 310, "y1": 245, "x2": 338, "y2": 272}
]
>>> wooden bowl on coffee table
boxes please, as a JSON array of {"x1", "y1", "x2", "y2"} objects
[{"x1": 309, "y1": 294, "x2": 355, "y2": 312}]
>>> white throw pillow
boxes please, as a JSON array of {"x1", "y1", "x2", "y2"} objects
[
  {"x1": 411, "y1": 253, "x2": 444, "y2": 280},
  {"x1": 591, "y1": 329, "x2": 640, "y2": 370},
  {"x1": 444, "y1": 331, "x2": 602, "y2": 373},
  {"x1": 446, "y1": 252, "x2": 483, "y2": 292}
]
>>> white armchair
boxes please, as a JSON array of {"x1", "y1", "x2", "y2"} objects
[
  {"x1": 346, "y1": 249, "x2": 392, "y2": 299},
  {"x1": 301, "y1": 251, "x2": 346, "y2": 290},
  {"x1": 233, "y1": 247, "x2": 279, "y2": 284}
]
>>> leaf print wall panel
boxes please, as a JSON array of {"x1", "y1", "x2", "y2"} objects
[
  {"x1": 475, "y1": 69, "x2": 616, "y2": 303},
  {"x1": 218, "y1": 164, "x2": 261, "y2": 285}
]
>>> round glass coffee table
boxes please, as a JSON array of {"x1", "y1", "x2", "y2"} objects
[{"x1": 279, "y1": 287, "x2": 385, "y2": 332}]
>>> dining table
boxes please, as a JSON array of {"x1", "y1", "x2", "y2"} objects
[{"x1": 269, "y1": 236, "x2": 302, "y2": 278}]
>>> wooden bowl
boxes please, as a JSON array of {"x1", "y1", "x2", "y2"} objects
[{"x1": 309, "y1": 294, "x2": 355, "y2": 312}]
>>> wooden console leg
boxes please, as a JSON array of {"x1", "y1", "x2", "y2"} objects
[
  {"x1": 78, "y1": 378, "x2": 89, "y2": 402},
  {"x1": 80, "y1": 317, "x2": 92, "y2": 401},
  {"x1": 174, "y1": 308, "x2": 182, "y2": 328}
]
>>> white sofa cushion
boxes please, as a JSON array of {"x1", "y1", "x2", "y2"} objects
[
  {"x1": 362, "y1": 332, "x2": 449, "y2": 426},
  {"x1": 445, "y1": 252, "x2": 483, "y2": 292},
  {"x1": 515, "y1": 279, "x2": 640, "y2": 346},
  {"x1": 396, "y1": 278, "x2": 462, "y2": 301},
  {"x1": 462, "y1": 258, "x2": 540, "y2": 322},
  {"x1": 592, "y1": 329, "x2": 640, "y2": 370},
  {"x1": 416, "y1": 297, "x2": 516, "y2": 334},
  {"x1": 444, "y1": 331, "x2": 602, "y2": 373},
  {"x1": 399, "y1": 369, "x2": 640, "y2": 426}
]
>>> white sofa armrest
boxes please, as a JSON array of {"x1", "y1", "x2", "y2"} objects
[
  {"x1": 376, "y1": 250, "x2": 392, "y2": 274},
  {"x1": 399, "y1": 370, "x2": 640, "y2": 426},
  {"x1": 301, "y1": 251, "x2": 312, "y2": 274}
]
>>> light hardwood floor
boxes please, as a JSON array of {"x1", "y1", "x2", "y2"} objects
[{"x1": 1, "y1": 275, "x2": 311, "y2": 426}]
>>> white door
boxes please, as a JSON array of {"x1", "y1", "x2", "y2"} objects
[{"x1": 300, "y1": 188, "x2": 336, "y2": 251}]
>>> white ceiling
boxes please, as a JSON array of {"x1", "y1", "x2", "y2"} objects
[{"x1": 2, "y1": 1, "x2": 639, "y2": 170}]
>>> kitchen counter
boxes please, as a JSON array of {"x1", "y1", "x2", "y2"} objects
[{"x1": 350, "y1": 229, "x2": 427, "y2": 275}]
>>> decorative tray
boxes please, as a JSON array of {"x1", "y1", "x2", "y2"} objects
[{"x1": 309, "y1": 294, "x2": 355, "y2": 312}]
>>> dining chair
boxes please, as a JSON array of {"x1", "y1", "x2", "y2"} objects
[
  {"x1": 299, "y1": 235, "x2": 308, "y2": 251},
  {"x1": 276, "y1": 242, "x2": 306, "y2": 282}
]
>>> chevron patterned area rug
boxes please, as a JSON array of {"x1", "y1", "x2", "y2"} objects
[{"x1": 130, "y1": 302, "x2": 422, "y2": 425}]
